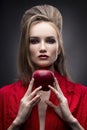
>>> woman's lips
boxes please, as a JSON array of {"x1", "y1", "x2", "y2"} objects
[{"x1": 38, "y1": 55, "x2": 49, "y2": 60}]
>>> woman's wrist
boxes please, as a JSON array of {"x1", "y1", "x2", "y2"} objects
[
  {"x1": 9, "y1": 123, "x2": 20, "y2": 130},
  {"x1": 68, "y1": 117, "x2": 84, "y2": 130},
  {"x1": 12, "y1": 117, "x2": 23, "y2": 128},
  {"x1": 7, "y1": 118, "x2": 22, "y2": 130}
]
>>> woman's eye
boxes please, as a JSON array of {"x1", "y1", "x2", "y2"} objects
[
  {"x1": 29, "y1": 39, "x2": 39, "y2": 44},
  {"x1": 46, "y1": 38, "x2": 56, "y2": 44}
]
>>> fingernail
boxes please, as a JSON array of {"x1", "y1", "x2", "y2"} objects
[
  {"x1": 48, "y1": 85, "x2": 51, "y2": 87},
  {"x1": 40, "y1": 86, "x2": 42, "y2": 89},
  {"x1": 32, "y1": 77, "x2": 34, "y2": 80}
]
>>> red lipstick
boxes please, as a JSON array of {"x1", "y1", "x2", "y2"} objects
[{"x1": 39, "y1": 55, "x2": 48, "y2": 60}]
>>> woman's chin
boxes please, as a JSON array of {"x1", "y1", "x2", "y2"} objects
[{"x1": 34, "y1": 63, "x2": 53, "y2": 70}]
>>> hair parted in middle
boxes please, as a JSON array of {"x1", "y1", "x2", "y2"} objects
[{"x1": 18, "y1": 4, "x2": 68, "y2": 85}]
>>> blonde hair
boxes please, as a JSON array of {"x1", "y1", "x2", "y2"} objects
[{"x1": 18, "y1": 4, "x2": 68, "y2": 85}]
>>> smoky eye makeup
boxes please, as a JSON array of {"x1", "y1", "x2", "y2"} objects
[
  {"x1": 29, "y1": 37, "x2": 40, "y2": 44},
  {"x1": 46, "y1": 37, "x2": 56, "y2": 44}
]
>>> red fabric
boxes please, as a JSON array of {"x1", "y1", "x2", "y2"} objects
[{"x1": 0, "y1": 72, "x2": 87, "y2": 130}]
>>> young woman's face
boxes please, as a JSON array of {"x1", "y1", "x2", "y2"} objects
[{"x1": 29, "y1": 21, "x2": 59, "y2": 70}]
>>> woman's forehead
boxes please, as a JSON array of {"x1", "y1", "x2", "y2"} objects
[{"x1": 29, "y1": 21, "x2": 58, "y2": 38}]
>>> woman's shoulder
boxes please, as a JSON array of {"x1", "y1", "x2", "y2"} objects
[
  {"x1": 54, "y1": 71, "x2": 87, "y2": 94},
  {"x1": 0, "y1": 80, "x2": 21, "y2": 92},
  {"x1": 0, "y1": 80, "x2": 26, "y2": 97},
  {"x1": 66, "y1": 78, "x2": 87, "y2": 95}
]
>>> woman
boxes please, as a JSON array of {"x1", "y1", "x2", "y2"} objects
[{"x1": 0, "y1": 4, "x2": 87, "y2": 130}]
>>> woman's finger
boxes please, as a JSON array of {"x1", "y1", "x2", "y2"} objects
[
  {"x1": 24, "y1": 78, "x2": 34, "y2": 96},
  {"x1": 48, "y1": 85, "x2": 64, "y2": 102},
  {"x1": 54, "y1": 77, "x2": 64, "y2": 95},
  {"x1": 48, "y1": 85, "x2": 58, "y2": 95},
  {"x1": 45, "y1": 100, "x2": 56, "y2": 109},
  {"x1": 30, "y1": 94, "x2": 41, "y2": 107},
  {"x1": 29, "y1": 86, "x2": 42, "y2": 100},
  {"x1": 54, "y1": 77, "x2": 61, "y2": 91}
]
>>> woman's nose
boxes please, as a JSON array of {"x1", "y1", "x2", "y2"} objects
[{"x1": 39, "y1": 41, "x2": 47, "y2": 52}]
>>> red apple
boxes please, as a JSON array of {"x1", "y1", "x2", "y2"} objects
[{"x1": 32, "y1": 70, "x2": 54, "y2": 91}]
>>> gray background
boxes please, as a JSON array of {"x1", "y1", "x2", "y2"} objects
[{"x1": 0, "y1": 0, "x2": 87, "y2": 87}]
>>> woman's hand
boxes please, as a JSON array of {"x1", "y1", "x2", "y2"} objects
[
  {"x1": 45, "y1": 77, "x2": 84, "y2": 130},
  {"x1": 46, "y1": 77, "x2": 74, "y2": 123},
  {"x1": 13, "y1": 78, "x2": 42, "y2": 126}
]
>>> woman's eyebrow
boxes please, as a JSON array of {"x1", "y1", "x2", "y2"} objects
[
  {"x1": 46, "y1": 36, "x2": 56, "y2": 38},
  {"x1": 29, "y1": 36, "x2": 56, "y2": 39},
  {"x1": 29, "y1": 36, "x2": 39, "y2": 38}
]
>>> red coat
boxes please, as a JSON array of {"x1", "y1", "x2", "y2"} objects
[{"x1": 0, "y1": 72, "x2": 87, "y2": 130}]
